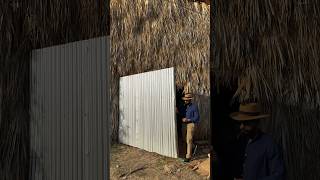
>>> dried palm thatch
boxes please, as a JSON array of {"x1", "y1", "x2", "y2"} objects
[
  {"x1": 0, "y1": 1, "x2": 108, "y2": 179},
  {"x1": 214, "y1": 0, "x2": 320, "y2": 179},
  {"x1": 111, "y1": 0, "x2": 210, "y2": 141}
]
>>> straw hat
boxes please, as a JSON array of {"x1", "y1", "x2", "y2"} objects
[
  {"x1": 230, "y1": 103, "x2": 270, "y2": 121},
  {"x1": 182, "y1": 93, "x2": 193, "y2": 100}
]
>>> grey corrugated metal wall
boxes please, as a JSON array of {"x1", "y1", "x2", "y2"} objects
[{"x1": 29, "y1": 36, "x2": 109, "y2": 180}]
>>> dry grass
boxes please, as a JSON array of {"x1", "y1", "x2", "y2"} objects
[
  {"x1": 110, "y1": 143, "x2": 208, "y2": 180},
  {"x1": 214, "y1": 0, "x2": 320, "y2": 179},
  {"x1": 111, "y1": 0, "x2": 210, "y2": 141},
  {"x1": 0, "y1": 1, "x2": 108, "y2": 179}
]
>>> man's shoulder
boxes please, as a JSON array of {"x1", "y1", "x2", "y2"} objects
[
  {"x1": 190, "y1": 103, "x2": 198, "y2": 109},
  {"x1": 260, "y1": 133, "x2": 278, "y2": 146},
  {"x1": 260, "y1": 133, "x2": 273, "y2": 141}
]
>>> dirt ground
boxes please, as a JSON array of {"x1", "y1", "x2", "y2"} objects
[{"x1": 110, "y1": 143, "x2": 210, "y2": 180}]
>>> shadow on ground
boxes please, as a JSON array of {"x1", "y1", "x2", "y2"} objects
[{"x1": 110, "y1": 143, "x2": 210, "y2": 180}]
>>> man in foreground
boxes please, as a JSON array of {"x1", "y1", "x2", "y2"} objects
[{"x1": 230, "y1": 103, "x2": 285, "y2": 180}]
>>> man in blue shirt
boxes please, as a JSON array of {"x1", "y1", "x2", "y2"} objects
[
  {"x1": 230, "y1": 103, "x2": 285, "y2": 180},
  {"x1": 177, "y1": 93, "x2": 200, "y2": 162}
]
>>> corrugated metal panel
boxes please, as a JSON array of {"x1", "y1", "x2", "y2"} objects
[
  {"x1": 30, "y1": 36, "x2": 109, "y2": 180},
  {"x1": 119, "y1": 67, "x2": 178, "y2": 158}
]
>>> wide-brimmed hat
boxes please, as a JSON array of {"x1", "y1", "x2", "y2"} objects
[
  {"x1": 230, "y1": 103, "x2": 270, "y2": 121},
  {"x1": 182, "y1": 93, "x2": 193, "y2": 100}
]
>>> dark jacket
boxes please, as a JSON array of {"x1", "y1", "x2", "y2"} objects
[
  {"x1": 178, "y1": 103, "x2": 200, "y2": 123},
  {"x1": 242, "y1": 132, "x2": 285, "y2": 180}
]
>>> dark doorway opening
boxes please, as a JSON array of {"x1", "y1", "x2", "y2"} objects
[
  {"x1": 211, "y1": 84, "x2": 242, "y2": 180},
  {"x1": 176, "y1": 87, "x2": 185, "y2": 158}
]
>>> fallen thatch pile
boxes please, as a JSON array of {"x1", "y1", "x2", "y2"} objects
[
  {"x1": 0, "y1": 1, "x2": 108, "y2": 179},
  {"x1": 111, "y1": 0, "x2": 210, "y2": 141},
  {"x1": 214, "y1": 0, "x2": 320, "y2": 179}
]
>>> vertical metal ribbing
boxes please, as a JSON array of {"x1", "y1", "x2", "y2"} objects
[{"x1": 30, "y1": 37, "x2": 109, "y2": 180}]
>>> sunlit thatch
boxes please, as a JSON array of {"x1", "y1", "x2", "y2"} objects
[{"x1": 111, "y1": 0, "x2": 210, "y2": 141}]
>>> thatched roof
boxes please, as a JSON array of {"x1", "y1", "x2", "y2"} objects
[
  {"x1": 214, "y1": 0, "x2": 320, "y2": 179},
  {"x1": 0, "y1": 1, "x2": 107, "y2": 179},
  {"x1": 111, "y1": 0, "x2": 210, "y2": 141},
  {"x1": 193, "y1": 0, "x2": 210, "y2": 5},
  {"x1": 214, "y1": 0, "x2": 320, "y2": 108}
]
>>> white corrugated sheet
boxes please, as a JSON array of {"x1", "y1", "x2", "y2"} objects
[{"x1": 119, "y1": 67, "x2": 178, "y2": 158}]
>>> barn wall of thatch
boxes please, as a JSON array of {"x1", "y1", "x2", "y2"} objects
[
  {"x1": 111, "y1": 0, "x2": 210, "y2": 142},
  {"x1": 214, "y1": 0, "x2": 320, "y2": 179},
  {"x1": 0, "y1": 1, "x2": 108, "y2": 179}
]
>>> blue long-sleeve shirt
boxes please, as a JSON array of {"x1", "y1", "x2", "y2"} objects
[
  {"x1": 178, "y1": 103, "x2": 200, "y2": 124},
  {"x1": 243, "y1": 132, "x2": 285, "y2": 180}
]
